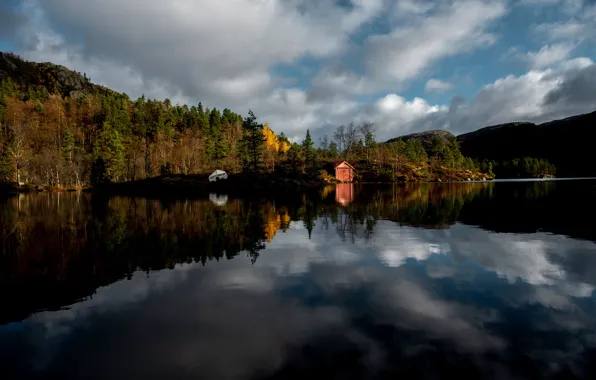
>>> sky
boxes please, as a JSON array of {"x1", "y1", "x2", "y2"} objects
[{"x1": 0, "y1": 0, "x2": 595, "y2": 142}]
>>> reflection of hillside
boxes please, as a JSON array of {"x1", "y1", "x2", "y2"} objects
[
  {"x1": 321, "y1": 182, "x2": 493, "y2": 231},
  {"x1": 2, "y1": 180, "x2": 593, "y2": 324},
  {"x1": 459, "y1": 181, "x2": 596, "y2": 241},
  {"x1": 0, "y1": 194, "x2": 274, "y2": 324}
]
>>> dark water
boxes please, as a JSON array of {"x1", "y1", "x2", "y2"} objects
[{"x1": 2, "y1": 180, "x2": 596, "y2": 379}]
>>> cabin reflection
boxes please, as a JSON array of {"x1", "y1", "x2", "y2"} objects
[{"x1": 335, "y1": 183, "x2": 355, "y2": 206}]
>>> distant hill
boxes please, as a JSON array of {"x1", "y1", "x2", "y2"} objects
[
  {"x1": 384, "y1": 130, "x2": 457, "y2": 156},
  {"x1": 457, "y1": 111, "x2": 596, "y2": 177},
  {"x1": 385, "y1": 130, "x2": 455, "y2": 145},
  {"x1": 0, "y1": 52, "x2": 113, "y2": 98},
  {"x1": 384, "y1": 110, "x2": 596, "y2": 177}
]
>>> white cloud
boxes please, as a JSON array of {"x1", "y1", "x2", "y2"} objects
[
  {"x1": 2, "y1": 0, "x2": 596, "y2": 144},
  {"x1": 514, "y1": 43, "x2": 576, "y2": 69},
  {"x1": 533, "y1": 22, "x2": 587, "y2": 41},
  {"x1": 425, "y1": 78, "x2": 454, "y2": 93},
  {"x1": 364, "y1": 0, "x2": 507, "y2": 84}
]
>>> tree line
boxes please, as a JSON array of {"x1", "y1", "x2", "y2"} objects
[
  {"x1": 479, "y1": 157, "x2": 557, "y2": 178},
  {"x1": 1, "y1": 71, "x2": 500, "y2": 188}
]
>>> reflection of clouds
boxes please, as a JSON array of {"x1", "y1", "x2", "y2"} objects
[
  {"x1": 34, "y1": 262, "x2": 198, "y2": 327},
  {"x1": 376, "y1": 225, "x2": 450, "y2": 267},
  {"x1": 263, "y1": 219, "x2": 596, "y2": 314},
  {"x1": 23, "y1": 267, "x2": 349, "y2": 379},
  {"x1": 445, "y1": 226, "x2": 596, "y2": 305},
  {"x1": 213, "y1": 267, "x2": 275, "y2": 292},
  {"x1": 374, "y1": 278, "x2": 504, "y2": 352},
  {"x1": 455, "y1": 235, "x2": 564, "y2": 286},
  {"x1": 7, "y1": 216, "x2": 596, "y2": 378}
]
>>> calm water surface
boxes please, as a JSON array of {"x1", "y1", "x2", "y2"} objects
[{"x1": 2, "y1": 181, "x2": 596, "y2": 379}]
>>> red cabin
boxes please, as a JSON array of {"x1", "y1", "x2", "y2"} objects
[{"x1": 335, "y1": 161, "x2": 355, "y2": 182}]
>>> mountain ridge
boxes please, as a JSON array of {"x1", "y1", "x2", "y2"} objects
[{"x1": 386, "y1": 110, "x2": 596, "y2": 177}]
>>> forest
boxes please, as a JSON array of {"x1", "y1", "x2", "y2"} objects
[
  {"x1": 479, "y1": 157, "x2": 557, "y2": 179},
  {"x1": 0, "y1": 53, "x2": 557, "y2": 189},
  {"x1": 0, "y1": 74, "x2": 488, "y2": 189}
]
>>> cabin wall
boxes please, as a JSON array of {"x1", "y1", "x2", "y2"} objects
[{"x1": 335, "y1": 167, "x2": 353, "y2": 182}]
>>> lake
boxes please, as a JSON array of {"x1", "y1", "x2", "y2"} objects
[{"x1": 2, "y1": 180, "x2": 596, "y2": 379}]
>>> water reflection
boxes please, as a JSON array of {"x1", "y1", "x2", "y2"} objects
[
  {"x1": 2, "y1": 181, "x2": 596, "y2": 379},
  {"x1": 335, "y1": 183, "x2": 355, "y2": 206}
]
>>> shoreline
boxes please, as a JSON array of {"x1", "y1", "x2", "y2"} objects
[{"x1": 6, "y1": 173, "x2": 592, "y2": 197}]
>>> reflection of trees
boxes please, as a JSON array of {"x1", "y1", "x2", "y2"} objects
[
  {"x1": 2, "y1": 179, "x2": 587, "y2": 324},
  {"x1": 319, "y1": 183, "x2": 492, "y2": 240},
  {"x1": 459, "y1": 180, "x2": 596, "y2": 240},
  {"x1": 0, "y1": 193, "x2": 281, "y2": 323}
]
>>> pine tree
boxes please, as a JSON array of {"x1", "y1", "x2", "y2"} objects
[
  {"x1": 94, "y1": 122, "x2": 126, "y2": 181},
  {"x1": 302, "y1": 129, "x2": 315, "y2": 172},
  {"x1": 328, "y1": 142, "x2": 338, "y2": 159},
  {"x1": 364, "y1": 131, "x2": 377, "y2": 161},
  {"x1": 241, "y1": 110, "x2": 265, "y2": 172},
  {"x1": 62, "y1": 129, "x2": 75, "y2": 163}
]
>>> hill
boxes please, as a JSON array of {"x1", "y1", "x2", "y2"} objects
[
  {"x1": 385, "y1": 130, "x2": 455, "y2": 147},
  {"x1": 384, "y1": 110, "x2": 596, "y2": 178},
  {"x1": 457, "y1": 111, "x2": 596, "y2": 177},
  {"x1": 0, "y1": 52, "x2": 113, "y2": 98}
]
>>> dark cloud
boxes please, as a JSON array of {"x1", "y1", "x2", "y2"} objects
[
  {"x1": 0, "y1": 9, "x2": 26, "y2": 41},
  {"x1": 543, "y1": 63, "x2": 596, "y2": 108}
]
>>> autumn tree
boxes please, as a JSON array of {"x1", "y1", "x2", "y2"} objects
[{"x1": 262, "y1": 123, "x2": 280, "y2": 171}]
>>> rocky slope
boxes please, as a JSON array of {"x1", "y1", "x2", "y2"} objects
[{"x1": 0, "y1": 52, "x2": 114, "y2": 97}]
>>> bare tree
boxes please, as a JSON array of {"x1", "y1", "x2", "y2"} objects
[
  {"x1": 333, "y1": 125, "x2": 345, "y2": 154},
  {"x1": 319, "y1": 135, "x2": 329, "y2": 151},
  {"x1": 7, "y1": 123, "x2": 30, "y2": 184},
  {"x1": 344, "y1": 123, "x2": 359, "y2": 161},
  {"x1": 358, "y1": 122, "x2": 375, "y2": 140},
  {"x1": 358, "y1": 121, "x2": 376, "y2": 161}
]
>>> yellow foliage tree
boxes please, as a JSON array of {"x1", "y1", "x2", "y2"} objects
[
  {"x1": 279, "y1": 140, "x2": 290, "y2": 154},
  {"x1": 263, "y1": 123, "x2": 280, "y2": 170},
  {"x1": 263, "y1": 123, "x2": 279, "y2": 152}
]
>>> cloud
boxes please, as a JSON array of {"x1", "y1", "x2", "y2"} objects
[
  {"x1": 364, "y1": 0, "x2": 506, "y2": 84},
  {"x1": 19, "y1": 0, "x2": 385, "y2": 102},
  {"x1": 531, "y1": 1, "x2": 596, "y2": 43},
  {"x1": 521, "y1": 43, "x2": 576, "y2": 69},
  {"x1": 543, "y1": 62, "x2": 596, "y2": 109},
  {"x1": 425, "y1": 78, "x2": 454, "y2": 93},
  {"x1": 374, "y1": 59, "x2": 596, "y2": 138},
  {"x1": 0, "y1": 8, "x2": 26, "y2": 41},
  {"x1": 506, "y1": 43, "x2": 578, "y2": 69},
  {"x1": 533, "y1": 22, "x2": 588, "y2": 41},
  {"x1": 1, "y1": 0, "x2": 595, "y2": 144}
]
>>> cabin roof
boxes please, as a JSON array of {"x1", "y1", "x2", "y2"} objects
[{"x1": 335, "y1": 161, "x2": 355, "y2": 170}]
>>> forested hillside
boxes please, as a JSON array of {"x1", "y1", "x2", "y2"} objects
[
  {"x1": 0, "y1": 53, "x2": 490, "y2": 190},
  {"x1": 458, "y1": 111, "x2": 596, "y2": 177}
]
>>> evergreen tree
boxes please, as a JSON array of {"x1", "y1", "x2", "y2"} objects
[
  {"x1": 302, "y1": 129, "x2": 315, "y2": 172},
  {"x1": 364, "y1": 131, "x2": 377, "y2": 160},
  {"x1": 94, "y1": 122, "x2": 126, "y2": 181},
  {"x1": 241, "y1": 110, "x2": 265, "y2": 172},
  {"x1": 328, "y1": 142, "x2": 338, "y2": 159},
  {"x1": 62, "y1": 129, "x2": 75, "y2": 163}
]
